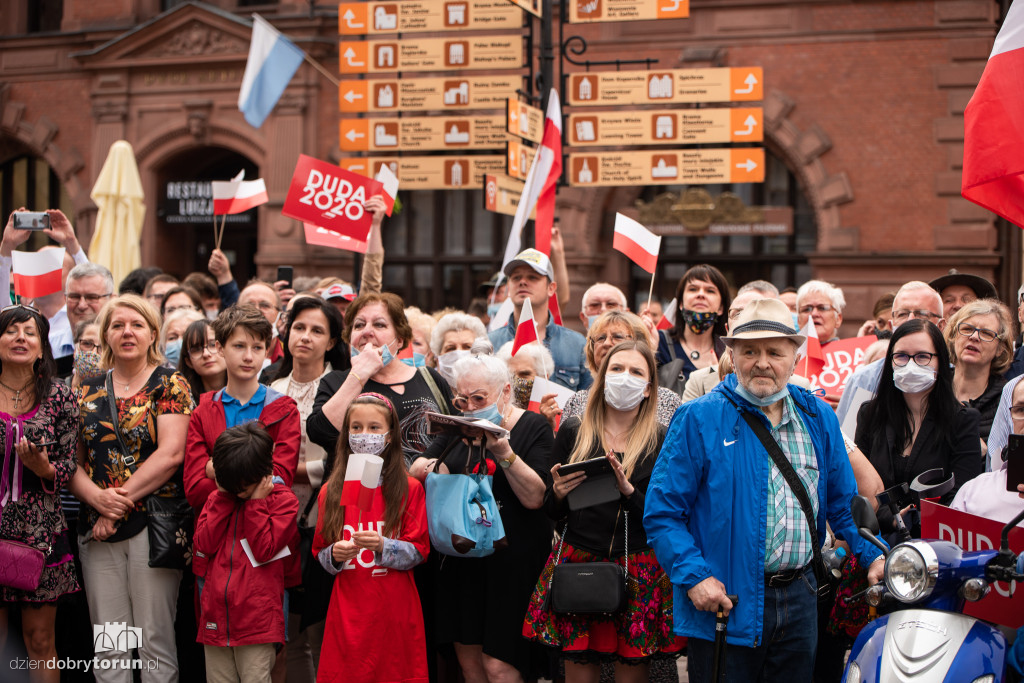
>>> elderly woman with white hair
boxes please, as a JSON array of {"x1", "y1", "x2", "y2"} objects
[
  {"x1": 159, "y1": 307, "x2": 204, "y2": 370},
  {"x1": 430, "y1": 311, "x2": 487, "y2": 385},
  {"x1": 411, "y1": 352, "x2": 553, "y2": 683},
  {"x1": 796, "y1": 279, "x2": 846, "y2": 345},
  {"x1": 496, "y1": 341, "x2": 554, "y2": 409}
]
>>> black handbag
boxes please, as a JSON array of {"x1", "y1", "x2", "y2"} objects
[
  {"x1": 548, "y1": 510, "x2": 630, "y2": 615},
  {"x1": 104, "y1": 371, "x2": 194, "y2": 570},
  {"x1": 657, "y1": 331, "x2": 687, "y2": 396}
]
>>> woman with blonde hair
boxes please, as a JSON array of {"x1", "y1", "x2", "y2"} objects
[{"x1": 523, "y1": 340, "x2": 683, "y2": 681}]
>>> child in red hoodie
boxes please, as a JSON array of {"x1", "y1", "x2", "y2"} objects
[{"x1": 195, "y1": 422, "x2": 298, "y2": 683}]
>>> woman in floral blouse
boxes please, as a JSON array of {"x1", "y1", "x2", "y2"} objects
[
  {"x1": 0, "y1": 304, "x2": 80, "y2": 680},
  {"x1": 70, "y1": 295, "x2": 193, "y2": 683}
]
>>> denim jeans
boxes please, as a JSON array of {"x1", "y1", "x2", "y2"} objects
[{"x1": 687, "y1": 566, "x2": 818, "y2": 683}]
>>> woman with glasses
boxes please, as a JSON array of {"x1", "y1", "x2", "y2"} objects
[
  {"x1": 159, "y1": 285, "x2": 202, "y2": 320},
  {"x1": 564, "y1": 311, "x2": 680, "y2": 427},
  {"x1": 71, "y1": 319, "x2": 103, "y2": 391},
  {"x1": 945, "y1": 299, "x2": 1013, "y2": 447},
  {"x1": 159, "y1": 308, "x2": 203, "y2": 371},
  {"x1": 0, "y1": 304, "x2": 80, "y2": 679},
  {"x1": 178, "y1": 318, "x2": 227, "y2": 405},
  {"x1": 410, "y1": 352, "x2": 552, "y2": 683},
  {"x1": 854, "y1": 319, "x2": 981, "y2": 540}
]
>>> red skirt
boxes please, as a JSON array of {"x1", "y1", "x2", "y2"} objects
[{"x1": 521, "y1": 542, "x2": 685, "y2": 663}]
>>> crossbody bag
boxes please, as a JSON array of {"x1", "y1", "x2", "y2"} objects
[{"x1": 547, "y1": 509, "x2": 632, "y2": 615}]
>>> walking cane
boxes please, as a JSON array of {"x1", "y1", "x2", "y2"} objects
[{"x1": 711, "y1": 594, "x2": 738, "y2": 683}]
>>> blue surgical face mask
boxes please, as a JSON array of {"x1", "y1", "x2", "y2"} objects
[
  {"x1": 735, "y1": 380, "x2": 790, "y2": 408},
  {"x1": 350, "y1": 339, "x2": 395, "y2": 367},
  {"x1": 487, "y1": 302, "x2": 502, "y2": 319},
  {"x1": 791, "y1": 313, "x2": 800, "y2": 329},
  {"x1": 401, "y1": 351, "x2": 426, "y2": 368},
  {"x1": 587, "y1": 315, "x2": 600, "y2": 328},
  {"x1": 164, "y1": 339, "x2": 183, "y2": 366},
  {"x1": 464, "y1": 402, "x2": 503, "y2": 426}
]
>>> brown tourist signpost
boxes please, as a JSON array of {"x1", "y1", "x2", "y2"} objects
[
  {"x1": 484, "y1": 173, "x2": 536, "y2": 217},
  {"x1": 339, "y1": 76, "x2": 524, "y2": 113},
  {"x1": 567, "y1": 107, "x2": 763, "y2": 146},
  {"x1": 340, "y1": 156, "x2": 507, "y2": 190},
  {"x1": 340, "y1": 37, "x2": 525, "y2": 74},
  {"x1": 566, "y1": 67, "x2": 762, "y2": 106},
  {"x1": 506, "y1": 99, "x2": 544, "y2": 143},
  {"x1": 506, "y1": 138, "x2": 534, "y2": 180},
  {"x1": 568, "y1": 0, "x2": 689, "y2": 23},
  {"x1": 340, "y1": 116, "x2": 510, "y2": 152},
  {"x1": 566, "y1": 149, "x2": 765, "y2": 186},
  {"x1": 339, "y1": 1, "x2": 523, "y2": 35}
]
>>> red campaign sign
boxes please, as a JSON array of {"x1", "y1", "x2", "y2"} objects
[
  {"x1": 920, "y1": 500, "x2": 1024, "y2": 628},
  {"x1": 283, "y1": 155, "x2": 383, "y2": 241},
  {"x1": 302, "y1": 223, "x2": 368, "y2": 253},
  {"x1": 807, "y1": 335, "x2": 877, "y2": 397}
]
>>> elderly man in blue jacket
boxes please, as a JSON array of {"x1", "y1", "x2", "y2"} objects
[{"x1": 645, "y1": 298, "x2": 884, "y2": 682}]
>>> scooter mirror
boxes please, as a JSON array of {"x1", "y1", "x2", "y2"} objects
[
  {"x1": 910, "y1": 468, "x2": 954, "y2": 499},
  {"x1": 851, "y1": 495, "x2": 879, "y2": 535}
]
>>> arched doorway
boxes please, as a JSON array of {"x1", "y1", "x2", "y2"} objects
[
  {"x1": 0, "y1": 142, "x2": 74, "y2": 250},
  {"x1": 152, "y1": 146, "x2": 259, "y2": 283}
]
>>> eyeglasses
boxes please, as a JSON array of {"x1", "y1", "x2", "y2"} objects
[
  {"x1": 164, "y1": 304, "x2": 197, "y2": 315},
  {"x1": 187, "y1": 340, "x2": 219, "y2": 359},
  {"x1": 583, "y1": 301, "x2": 623, "y2": 314},
  {"x1": 452, "y1": 392, "x2": 493, "y2": 411},
  {"x1": 77, "y1": 340, "x2": 99, "y2": 352},
  {"x1": 66, "y1": 293, "x2": 112, "y2": 305},
  {"x1": 591, "y1": 332, "x2": 630, "y2": 346},
  {"x1": 892, "y1": 351, "x2": 937, "y2": 367},
  {"x1": 798, "y1": 304, "x2": 835, "y2": 315},
  {"x1": 146, "y1": 293, "x2": 165, "y2": 303},
  {"x1": 1, "y1": 303, "x2": 40, "y2": 315},
  {"x1": 253, "y1": 301, "x2": 279, "y2": 312},
  {"x1": 956, "y1": 323, "x2": 998, "y2": 343},
  {"x1": 1010, "y1": 404, "x2": 1024, "y2": 420},
  {"x1": 892, "y1": 309, "x2": 941, "y2": 323}
]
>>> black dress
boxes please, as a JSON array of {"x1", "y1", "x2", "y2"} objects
[{"x1": 416, "y1": 410, "x2": 555, "y2": 677}]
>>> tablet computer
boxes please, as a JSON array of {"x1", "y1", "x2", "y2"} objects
[{"x1": 559, "y1": 457, "x2": 620, "y2": 511}]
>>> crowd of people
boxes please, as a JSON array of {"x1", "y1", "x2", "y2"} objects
[{"x1": 1, "y1": 201, "x2": 1023, "y2": 683}]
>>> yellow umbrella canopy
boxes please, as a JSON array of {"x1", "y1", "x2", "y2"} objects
[{"x1": 89, "y1": 140, "x2": 145, "y2": 287}]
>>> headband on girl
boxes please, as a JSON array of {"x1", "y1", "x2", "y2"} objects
[{"x1": 357, "y1": 392, "x2": 396, "y2": 414}]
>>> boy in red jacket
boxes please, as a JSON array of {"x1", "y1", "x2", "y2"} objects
[{"x1": 196, "y1": 422, "x2": 298, "y2": 683}]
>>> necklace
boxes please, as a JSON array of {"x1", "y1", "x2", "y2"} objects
[
  {"x1": 0, "y1": 377, "x2": 32, "y2": 410},
  {"x1": 682, "y1": 340, "x2": 714, "y2": 361},
  {"x1": 112, "y1": 365, "x2": 150, "y2": 394}
]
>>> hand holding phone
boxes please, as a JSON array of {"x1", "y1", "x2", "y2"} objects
[
  {"x1": 1007, "y1": 434, "x2": 1024, "y2": 492},
  {"x1": 13, "y1": 212, "x2": 50, "y2": 231},
  {"x1": 276, "y1": 265, "x2": 293, "y2": 289}
]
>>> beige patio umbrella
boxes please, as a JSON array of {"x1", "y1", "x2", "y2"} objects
[{"x1": 89, "y1": 140, "x2": 145, "y2": 286}]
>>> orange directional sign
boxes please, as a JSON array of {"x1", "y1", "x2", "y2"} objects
[
  {"x1": 340, "y1": 37, "x2": 524, "y2": 74},
  {"x1": 484, "y1": 174, "x2": 536, "y2": 218},
  {"x1": 566, "y1": 149, "x2": 764, "y2": 187},
  {"x1": 340, "y1": 156, "x2": 507, "y2": 189},
  {"x1": 506, "y1": 99, "x2": 544, "y2": 143},
  {"x1": 339, "y1": 1, "x2": 523, "y2": 35},
  {"x1": 340, "y1": 76, "x2": 523, "y2": 113},
  {"x1": 569, "y1": 0, "x2": 689, "y2": 22},
  {"x1": 340, "y1": 116, "x2": 509, "y2": 152},
  {"x1": 568, "y1": 108, "x2": 763, "y2": 146},
  {"x1": 567, "y1": 67, "x2": 762, "y2": 106},
  {"x1": 506, "y1": 0, "x2": 541, "y2": 17},
  {"x1": 506, "y1": 138, "x2": 535, "y2": 180}
]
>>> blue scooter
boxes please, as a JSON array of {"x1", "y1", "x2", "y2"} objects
[{"x1": 843, "y1": 470, "x2": 1024, "y2": 682}]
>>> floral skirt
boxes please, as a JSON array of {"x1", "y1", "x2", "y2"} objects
[{"x1": 522, "y1": 543, "x2": 685, "y2": 663}]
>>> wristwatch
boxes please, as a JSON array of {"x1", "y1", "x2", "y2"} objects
[{"x1": 499, "y1": 452, "x2": 518, "y2": 469}]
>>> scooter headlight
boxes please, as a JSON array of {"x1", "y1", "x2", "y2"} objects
[
  {"x1": 884, "y1": 542, "x2": 937, "y2": 602},
  {"x1": 845, "y1": 661, "x2": 861, "y2": 683}
]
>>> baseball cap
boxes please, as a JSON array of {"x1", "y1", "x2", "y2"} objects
[
  {"x1": 322, "y1": 283, "x2": 357, "y2": 301},
  {"x1": 503, "y1": 248, "x2": 554, "y2": 280}
]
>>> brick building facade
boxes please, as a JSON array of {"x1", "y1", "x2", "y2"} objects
[{"x1": 0, "y1": 0, "x2": 1014, "y2": 334}]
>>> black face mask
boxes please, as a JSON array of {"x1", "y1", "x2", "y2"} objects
[{"x1": 682, "y1": 309, "x2": 719, "y2": 335}]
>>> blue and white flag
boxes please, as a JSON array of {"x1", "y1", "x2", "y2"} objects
[{"x1": 238, "y1": 14, "x2": 304, "y2": 129}]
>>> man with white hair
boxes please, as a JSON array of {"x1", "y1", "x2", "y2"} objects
[
  {"x1": 835, "y1": 281, "x2": 945, "y2": 426},
  {"x1": 578, "y1": 282, "x2": 628, "y2": 330},
  {"x1": 796, "y1": 280, "x2": 845, "y2": 344},
  {"x1": 645, "y1": 298, "x2": 883, "y2": 682}
]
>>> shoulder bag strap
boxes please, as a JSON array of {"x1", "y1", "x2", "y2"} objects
[
  {"x1": 660, "y1": 330, "x2": 677, "y2": 362},
  {"x1": 298, "y1": 487, "x2": 319, "y2": 527},
  {"x1": 418, "y1": 367, "x2": 450, "y2": 415},
  {"x1": 724, "y1": 394, "x2": 828, "y2": 591},
  {"x1": 104, "y1": 371, "x2": 139, "y2": 475},
  {"x1": 548, "y1": 508, "x2": 631, "y2": 591}
]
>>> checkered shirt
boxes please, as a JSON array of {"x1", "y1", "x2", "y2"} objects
[{"x1": 763, "y1": 395, "x2": 819, "y2": 573}]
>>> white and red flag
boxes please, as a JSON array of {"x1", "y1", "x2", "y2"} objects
[
  {"x1": 526, "y1": 376, "x2": 575, "y2": 430},
  {"x1": 656, "y1": 297, "x2": 678, "y2": 331},
  {"x1": 794, "y1": 318, "x2": 825, "y2": 379},
  {"x1": 962, "y1": 0, "x2": 1024, "y2": 227},
  {"x1": 512, "y1": 298, "x2": 539, "y2": 355},
  {"x1": 613, "y1": 213, "x2": 662, "y2": 274},
  {"x1": 12, "y1": 248, "x2": 65, "y2": 299},
  {"x1": 213, "y1": 170, "x2": 268, "y2": 215},
  {"x1": 340, "y1": 453, "x2": 384, "y2": 512},
  {"x1": 375, "y1": 163, "x2": 399, "y2": 216}
]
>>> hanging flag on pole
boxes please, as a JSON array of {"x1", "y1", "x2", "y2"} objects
[
  {"x1": 962, "y1": 0, "x2": 1024, "y2": 227},
  {"x1": 512, "y1": 298, "x2": 539, "y2": 355},
  {"x1": 613, "y1": 214, "x2": 662, "y2": 274},
  {"x1": 212, "y1": 171, "x2": 268, "y2": 215},
  {"x1": 340, "y1": 453, "x2": 384, "y2": 512},
  {"x1": 794, "y1": 318, "x2": 825, "y2": 379},
  {"x1": 12, "y1": 249, "x2": 65, "y2": 299},
  {"x1": 238, "y1": 14, "x2": 305, "y2": 129}
]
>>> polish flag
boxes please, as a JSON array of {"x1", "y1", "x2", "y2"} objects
[
  {"x1": 656, "y1": 298, "x2": 677, "y2": 331},
  {"x1": 794, "y1": 318, "x2": 825, "y2": 379},
  {"x1": 12, "y1": 248, "x2": 65, "y2": 299},
  {"x1": 548, "y1": 293, "x2": 562, "y2": 326},
  {"x1": 613, "y1": 213, "x2": 661, "y2": 274},
  {"x1": 499, "y1": 89, "x2": 562, "y2": 274},
  {"x1": 527, "y1": 377, "x2": 575, "y2": 430},
  {"x1": 512, "y1": 298, "x2": 539, "y2": 355},
  {"x1": 375, "y1": 163, "x2": 399, "y2": 216},
  {"x1": 212, "y1": 170, "x2": 269, "y2": 215},
  {"x1": 962, "y1": 1, "x2": 1024, "y2": 227},
  {"x1": 340, "y1": 453, "x2": 384, "y2": 512}
]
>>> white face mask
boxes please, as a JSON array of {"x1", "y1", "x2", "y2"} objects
[
  {"x1": 437, "y1": 349, "x2": 470, "y2": 386},
  {"x1": 893, "y1": 362, "x2": 937, "y2": 394},
  {"x1": 349, "y1": 432, "x2": 388, "y2": 456},
  {"x1": 603, "y1": 371, "x2": 649, "y2": 411}
]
